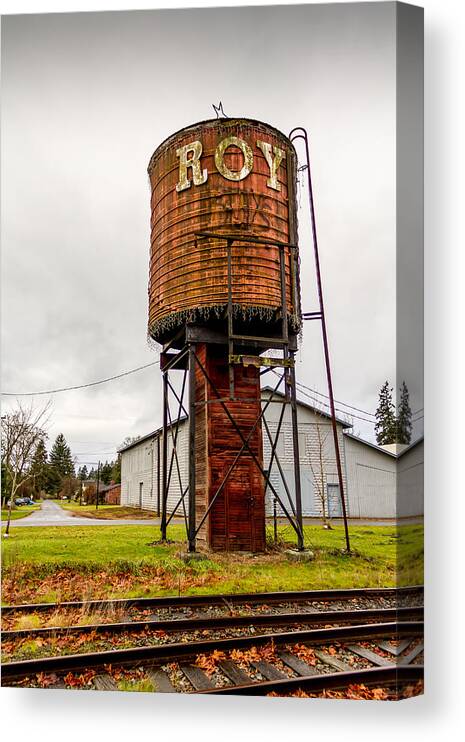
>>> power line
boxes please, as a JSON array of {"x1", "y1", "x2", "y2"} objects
[
  {"x1": 285, "y1": 374, "x2": 424, "y2": 423},
  {"x1": 294, "y1": 378, "x2": 376, "y2": 418},
  {"x1": 293, "y1": 383, "x2": 376, "y2": 425},
  {"x1": 1, "y1": 356, "x2": 424, "y2": 424},
  {"x1": 270, "y1": 370, "x2": 376, "y2": 424},
  {"x1": 1, "y1": 360, "x2": 160, "y2": 397}
]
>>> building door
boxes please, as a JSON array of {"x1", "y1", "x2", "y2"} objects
[
  {"x1": 327, "y1": 483, "x2": 342, "y2": 518},
  {"x1": 210, "y1": 460, "x2": 265, "y2": 551}
]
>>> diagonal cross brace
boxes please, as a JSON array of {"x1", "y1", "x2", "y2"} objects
[
  {"x1": 262, "y1": 410, "x2": 299, "y2": 522},
  {"x1": 193, "y1": 354, "x2": 304, "y2": 541},
  {"x1": 166, "y1": 396, "x2": 189, "y2": 537},
  {"x1": 166, "y1": 485, "x2": 189, "y2": 527},
  {"x1": 193, "y1": 370, "x2": 285, "y2": 537},
  {"x1": 165, "y1": 369, "x2": 188, "y2": 504}
]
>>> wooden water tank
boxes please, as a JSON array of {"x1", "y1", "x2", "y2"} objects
[{"x1": 147, "y1": 118, "x2": 301, "y2": 345}]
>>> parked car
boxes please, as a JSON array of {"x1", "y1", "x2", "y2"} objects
[
  {"x1": 14, "y1": 497, "x2": 26, "y2": 506},
  {"x1": 22, "y1": 498, "x2": 35, "y2": 506}
]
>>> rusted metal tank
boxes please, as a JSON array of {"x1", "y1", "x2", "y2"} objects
[{"x1": 147, "y1": 118, "x2": 301, "y2": 345}]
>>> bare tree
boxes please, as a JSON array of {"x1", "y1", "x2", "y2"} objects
[
  {"x1": 59, "y1": 475, "x2": 80, "y2": 502},
  {"x1": 308, "y1": 422, "x2": 332, "y2": 528},
  {"x1": 1, "y1": 402, "x2": 51, "y2": 536}
]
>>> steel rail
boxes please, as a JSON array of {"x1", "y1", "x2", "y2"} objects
[
  {"x1": 2, "y1": 605, "x2": 424, "y2": 642},
  {"x1": 1, "y1": 585, "x2": 423, "y2": 616},
  {"x1": 1, "y1": 620, "x2": 423, "y2": 680},
  {"x1": 199, "y1": 664, "x2": 424, "y2": 696}
]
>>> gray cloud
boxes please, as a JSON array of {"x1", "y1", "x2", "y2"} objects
[{"x1": 1, "y1": 3, "x2": 423, "y2": 464}]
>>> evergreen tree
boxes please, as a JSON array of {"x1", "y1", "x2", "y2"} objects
[
  {"x1": 30, "y1": 437, "x2": 50, "y2": 496},
  {"x1": 49, "y1": 434, "x2": 75, "y2": 494},
  {"x1": 100, "y1": 461, "x2": 113, "y2": 485},
  {"x1": 375, "y1": 381, "x2": 396, "y2": 445},
  {"x1": 396, "y1": 381, "x2": 412, "y2": 444},
  {"x1": 111, "y1": 455, "x2": 121, "y2": 485},
  {"x1": 77, "y1": 465, "x2": 88, "y2": 481}
]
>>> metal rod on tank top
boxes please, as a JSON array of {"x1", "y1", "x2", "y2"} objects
[{"x1": 289, "y1": 126, "x2": 351, "y2": 553}]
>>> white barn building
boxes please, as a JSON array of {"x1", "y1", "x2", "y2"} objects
[{"x1": 119, "y1": 392, "x2": 423, "y2": 521}]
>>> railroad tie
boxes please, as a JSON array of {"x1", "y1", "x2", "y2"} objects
[
  {"x1": 398, "y1": 643, "x2": 424, "y2": 666},
  {"x1": 346, "y1": 644, "x2": 392, "y2": 667},
  {"x1": 49, "y1": 678, "x2": 68, "y2": 690},
  {"x1": 377, "y1": 639, "x2": 411, "y2": 657},
  {"x1": 301, "y1": 605, "x2": 320, "y2": 614},
  {"x1": 251, "y1": 660, "x2": 288, "y2": 681},
  {"x1": 313, "y1": 650, "x2": 351, "y2": 673},
  {"x1": 278, "y1": 650, "x2": 319, "y2": 676},
  {"x1": 218, "y1": 660, "x2": 251, "y2": 685},
  {"x1": 93, "y1": 674, "x2": 118, "y2": 692},
  {"x1": 180, "y1": 664, "x2": 215, "y2": 691},
  {"x1": 145, "y1": 669, "x2": 176, "y2": 693}
]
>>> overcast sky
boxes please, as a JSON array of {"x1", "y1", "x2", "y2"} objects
[{"x1": 1, "y1": 2, "x2": 423, "y2": 467}]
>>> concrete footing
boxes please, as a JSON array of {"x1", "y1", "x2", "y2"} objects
[{"x1": 284, "y1": 549, "x2": 315, "y2": 563}]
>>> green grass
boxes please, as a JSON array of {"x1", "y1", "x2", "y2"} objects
[
  {"x1": 59, "y1": 502, "x2": 117, "y2": 510},
  {"x1": 1, "y1": 523, "x2": 423, "y2": 604},
  {"x1": 1, "y1": 505, "x2": 40, "y2": 522},
  {"x1": 2, "y1": 524, "x2": 185, "y2": 565},
  {"x1": 58, "y1": 503, "x2": 158, "y2": 520}
]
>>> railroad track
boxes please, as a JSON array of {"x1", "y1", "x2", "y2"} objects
[
  {"x1": 1, "y1": 587, "x2": 424, "y2": 697},
  {"x1": 1, "y1": 585, "x2": 423, "y2": 617},
  {"x1": 2, "y1": 620, "x2": 424, "y2": 696},
  {"x1": 2, "y1": 606, "x2": 423, "y2": 643}
]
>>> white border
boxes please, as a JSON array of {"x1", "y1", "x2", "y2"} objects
[{"x1": 1, "y1": 1, "x2": 464, "y2": 740}]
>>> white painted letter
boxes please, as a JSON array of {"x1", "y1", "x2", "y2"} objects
[
  {"x1": 175, "y1": 141, "x2": 208, "y2": 192},
  {"x1": 256, "y1": 141, "x2": 285, "y2": 191},
  {"x1": 215, "y1": 136, "x2": 253, "y2": 182}
]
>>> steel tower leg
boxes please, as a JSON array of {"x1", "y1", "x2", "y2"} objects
[
  {"x1": 160, "y1": 369, "x2": 168, "y2": 541},
  {"x1": 188, "y1": 343, "x2": 197, "y2": 552},
  {"x1": 289, "y1": 357, "x2": 304, "y2": 550}
]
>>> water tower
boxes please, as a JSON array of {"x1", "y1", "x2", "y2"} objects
[{"x1": 148, "y1": 118, "x2": 313, "y2": 552}]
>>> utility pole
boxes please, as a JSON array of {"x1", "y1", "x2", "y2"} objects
[{"x1": 95, "y1": 461, "x2": 100, "y2": 510}]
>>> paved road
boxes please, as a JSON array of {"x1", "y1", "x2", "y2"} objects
[
  {"x1": 3, "y1": 500, "x2": 166, "y2": 528},
  {"x1": 3, "y1": 501, "x2": 422, "y2": 529}
]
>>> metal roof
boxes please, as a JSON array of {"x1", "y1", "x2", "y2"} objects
[
  {"x1": 344, "y1": 432, "x2": 424, "y2": 459},
  {"x1": 117, "y1": 417, "x2": 187, "y2": 454},
  {"x1": 397, "y1": 436, "x2": 424, "y2": 457},
  {"x1": 343, "y1": 432, "x2": 397, "y2": 458},
  {"x1": 261, "y1": 386, "x2": 352, "y2": 429}
]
